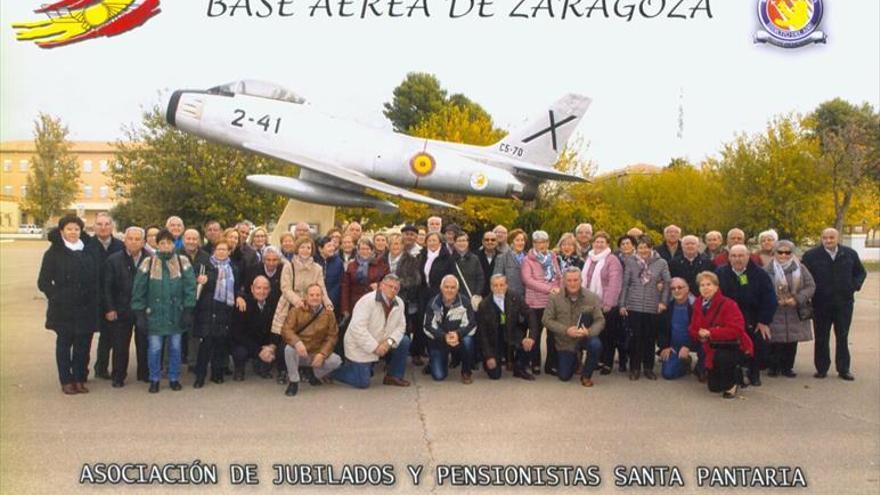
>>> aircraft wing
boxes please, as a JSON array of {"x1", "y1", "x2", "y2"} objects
[
  {"x1": 242, "y1": 142, "x2": 459, "y2": 210},
  {"x1": 438, "y1": 145, "x2": 587, "y2": 182}
]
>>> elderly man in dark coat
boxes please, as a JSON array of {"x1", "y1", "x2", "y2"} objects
[
  {"x1": 86, "y1": 212, "x2": 124, "y2": 380},
  {"x1": 476, "y1": 274, "x2": 534, "y2": 380},
  {"x1": 102, "y1": 226, "x2": 151, "y2": 386},
  {"x1": 717, "y1": 245, "x2": 777, "y2": 387},
  {"x1": 801, "y1": 228, "x2": 866, "y2": 381}
]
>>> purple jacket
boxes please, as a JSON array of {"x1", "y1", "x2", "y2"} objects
[
  {"x1": 521, "y1": 250, "x2": 562, "y2": 309},
  {"x1": 581, "y1": 252, "x2": 623, "y2": 310}
]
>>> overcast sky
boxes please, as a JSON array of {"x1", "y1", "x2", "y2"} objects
[{"x1": 1, "y1": 0, "x2": 877, "y2": 172}]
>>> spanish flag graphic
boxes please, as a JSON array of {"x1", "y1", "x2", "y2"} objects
[{"x1": 13, "y1": 0, "x2": 161, "y2": 49}]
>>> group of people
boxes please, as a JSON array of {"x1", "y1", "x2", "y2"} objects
[{"x1": 38, "y1": 213, "x2": 867, "y2": 399}]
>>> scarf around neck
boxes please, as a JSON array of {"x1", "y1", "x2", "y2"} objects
[
  {"x1": 637, "y1": 251, "x2": 657, "y2": 285},
  {"x1": 355, "y1": 254, "x2": 373, "y2": 285},
  {"x1": 211, "y1": 256, "x2": 235, "y2": 306},
  {"x1": 771, "y1": 258, "x2": 802, "y2": 295},
  {"x1": 585, "y1": 247, "x2": 611, "y2": 297},
  {"x1": 63, "y1": 238, "x2": 84, "y2": 251},
  {"x1": 533, "y1": 249, "x2": 555, "y2": 282}
]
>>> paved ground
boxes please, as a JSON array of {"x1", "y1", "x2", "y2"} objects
[{"x1": 1, "y1": 241, "x2": 878, "y2": 494}]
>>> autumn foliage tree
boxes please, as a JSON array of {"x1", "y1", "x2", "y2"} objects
[
  {"x1": 20, "y1": 113, "x2": 80, "y2": 228},
  {"x1": 111, "y1": 106, "x2": 289, "y2": 229}
]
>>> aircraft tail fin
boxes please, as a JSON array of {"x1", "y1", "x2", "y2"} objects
[{"x1": 493, "y1": 94, "x2": 591, "y2": 167}]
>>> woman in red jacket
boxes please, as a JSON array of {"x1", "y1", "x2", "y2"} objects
[
  {"x1": 689, "y1": 271, "x2": 753, "y2": 399},
  {"x1": 341, "y1": 238, "x2": 390, "y2": 316}
]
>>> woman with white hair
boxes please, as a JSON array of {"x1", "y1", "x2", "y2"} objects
[
  {"x1": 763, "y1": 240, "x2": 815, "y2": 378},
  {"x1": 521, "y1": 230, "x2": 562, "y2": 375},
  {"x1": 756, "y1": 229, "x2": 779, "y2": 267}
]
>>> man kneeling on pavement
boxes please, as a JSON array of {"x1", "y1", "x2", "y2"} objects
[
  {"x1": 542, "y1": 267, "x2": 604, "y2": 387},
  {"x1": 280, "y1": 283, "x2": 342, "y2": 396},
  {"x1": 332, "y1": 274, "x2": 412, "y2": 389}
]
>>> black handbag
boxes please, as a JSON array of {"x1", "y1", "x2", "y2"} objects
[{"x1": 797, "y1": 299, "x2": 814, "y2": 321}]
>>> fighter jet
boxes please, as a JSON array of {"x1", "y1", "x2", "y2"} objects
[{"x1": 165, "y1": 80, "x2": 590, "y2": 211}]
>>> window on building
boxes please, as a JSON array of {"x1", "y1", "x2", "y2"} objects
[
  {"x1": 20, "y1": 185, "x2": 27, "y2": 197},
  {"x1": 99, "y1": 186, "x2": 109, "y2": 198},
  {"x1": 83, "y1": 185, "x2": 93, "y2": 198},
  {"x1": 83, "y1": 160, "x2": 93, "y2": 173},
  {"x1": 2, "y1": 160, "x2": 10, "y2": 172},
  {"x1": 99, "y1": 160, "x2": 109, "y2": 172},
  {"x1": 3, "y1": 185, "x2": 12, "y2": 196},
  {"x1": 19, "y1": 160, "x2": 28, "y2": 171}
]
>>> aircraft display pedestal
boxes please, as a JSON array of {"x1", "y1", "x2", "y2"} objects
[{"x1": 270, "y1": 199, "x2": 336, "y2": 245}]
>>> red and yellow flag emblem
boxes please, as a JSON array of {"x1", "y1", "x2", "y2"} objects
[{"x1": 13, "y1": 0, "x2": 161, "y2": 49}]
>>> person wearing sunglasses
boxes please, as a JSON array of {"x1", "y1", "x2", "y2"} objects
[{"x1": 763, "y1": 240, "x2": 816, "y2": 378}]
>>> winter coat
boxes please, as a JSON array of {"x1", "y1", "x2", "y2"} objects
[
  {"x1": 521, "y1": 249, "x2": 562, "y2": 309},
  {"x1": 670, "y1": 254, "x2": 716, "y2": 296},
  {"x1": 716, "y1": 260, "x2": 777, "y2": 330},
  {"x1": 419, "y1": 248, "x2": 452, "y2": 309},
  {"x1": 801, "y1": 245, "x2": 867, "y2": 310},
  {"x1": 131, "y1": 251, "x2": 197, "y2": 336},
  {"x1": 451, "y1": 250, "x2": 485, "y2": 300},
  {"x1": 423, "y1": 293, "x2": 476, "y2": 344},
  {"x1": 272, "y1": 257, "x2": 334, "y2": 334},
  {"x1": 493, "y1": 249, "x2": 526, "y2": 298},
  {"x1": 580, "y1": 251, "x2": 623, "y2": 310},
  {"x1": 476, "y1": 248, "x2": 500, "y2": 296},
  {"x1": 688, "y1": 293, "x2": 753, "y2": 370},
  {"x1": 344, "y1": 290, "x2": 406, "y2": 363},
  {"x1": 341, "y1": 256, "x2": 389, "y2": 315},
  {"x1": 193, "y1": 260, "x2": 242, "y2": 338},
  {"x1": 102, "y1": 248, "x2": 150, "y2": 322},
  {"x1": 85, "y1": 235, "x2": 124, "y2": 330},
  {"x1": 231, "y1": 244, "x2": 259, "y2": 275},
  {"x1": 230, "y1": 294, "x2": 274, "y2": 349},
  {"x1": 179, "y1": 247, "x2": 212, "y2": 278},
  {"x1": 387, "y1": 251, "x2": 422, "y2": 304},
  {"x1": 764, "y1": 260, "x2": 816, "y2": 343},
  {"x1": 240, "y1": 262, "x2": 283, "y2": 318},
  {"x1": 315, "y1": 254, "x2": 344, "y2": 311},
  {"x1": 542, "y1": 288, "x2": 606, "y2": 353},
  {"x1": 656, "y1": 241, "x2": 683, "y2": 264},
  {"x1": 476, "y1": 292, "x2": 530, "y2": 359},
  {"x1": 280, "y1": 304, "x2": 338, "y2": 357},
  {"x1": 37, "y1": 229, "x2": 99, "y2": 335},
  {"x1": 618, "y1": 253, "x2": 671, "y2": 314}
]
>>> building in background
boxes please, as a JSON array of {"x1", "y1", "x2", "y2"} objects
[{"x1": 0, "y1": 141, "x2": 119, "y2": 233}]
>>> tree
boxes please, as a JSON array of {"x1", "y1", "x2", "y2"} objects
[
  {"x1": 111, "y1": 106, "x2": 289, "y2": 229},
  {"x1": 711, "y1": 115, "x2": 827, "y2": 242},
  {"x1": 20, "y1": 113, "x2": 80, "y2": 228},
  {"x1": 807, "y1": 99, "x2": 880, "y2": 231},
  {"x1": 382, "y1": 72, "x2": 447, "y2": 133}
]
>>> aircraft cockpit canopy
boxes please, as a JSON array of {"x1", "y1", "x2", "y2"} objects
[{"x1": 207, "y1": 80, "x2": 306, "y2": 104}]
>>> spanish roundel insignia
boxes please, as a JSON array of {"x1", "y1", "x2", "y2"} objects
[{"x1": 409, "y1": 152, "x2": 436, "y2": 177}]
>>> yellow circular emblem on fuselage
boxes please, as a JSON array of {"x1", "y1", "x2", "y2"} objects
[
  {"x1": 410, "y1": 152, "x2": 436, "y2": 177},
  {"x1": 83, "y1": 5, "x2": 112, "y2": 27}
]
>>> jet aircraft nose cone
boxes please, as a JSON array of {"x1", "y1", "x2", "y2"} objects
[{"x1": 165, "y1": 90, "x2": 184, "y2": 127}]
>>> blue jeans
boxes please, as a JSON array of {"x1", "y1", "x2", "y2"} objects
[
  {"x1": 557, "y1": 336, "x2": 602, "y2": 381},
  {"x1": 333, "y1": 335, "x2": 411, "y2": 389},
  {"x1": 662, "y1": 345, "x2": 705, "y2": 380},
  {"x1": 428, "y1": 335, "x2": 475, "y2": 381},
  {"x1": 148, "y1": 334, "x2": 182, "y2": 382}
]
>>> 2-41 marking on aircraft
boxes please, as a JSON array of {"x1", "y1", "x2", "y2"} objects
[{"x1": 231, "y1": 109, "x2": 282, "y2": 134}]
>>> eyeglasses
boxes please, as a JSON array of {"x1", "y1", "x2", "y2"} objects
[
  {"x1": 671, "y1": 286, "x2": 687, "y2": 291},
  {"x1": 484, "y1": 239, "x2": 497, "y2": 243},
  {"x1": 777, "y1": 251, "x2": 792, "y2": 255}
]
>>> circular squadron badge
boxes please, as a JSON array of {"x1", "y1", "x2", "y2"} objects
[
  {"x1": 410, "y1": 152, "x2": 436, "y2": 177},
  {"x1": 469, "y1": 172, "x2": 489, "y2": 191},
  {"x1": 756, "y1": 0, "x2": 826, "y2": 48}
]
